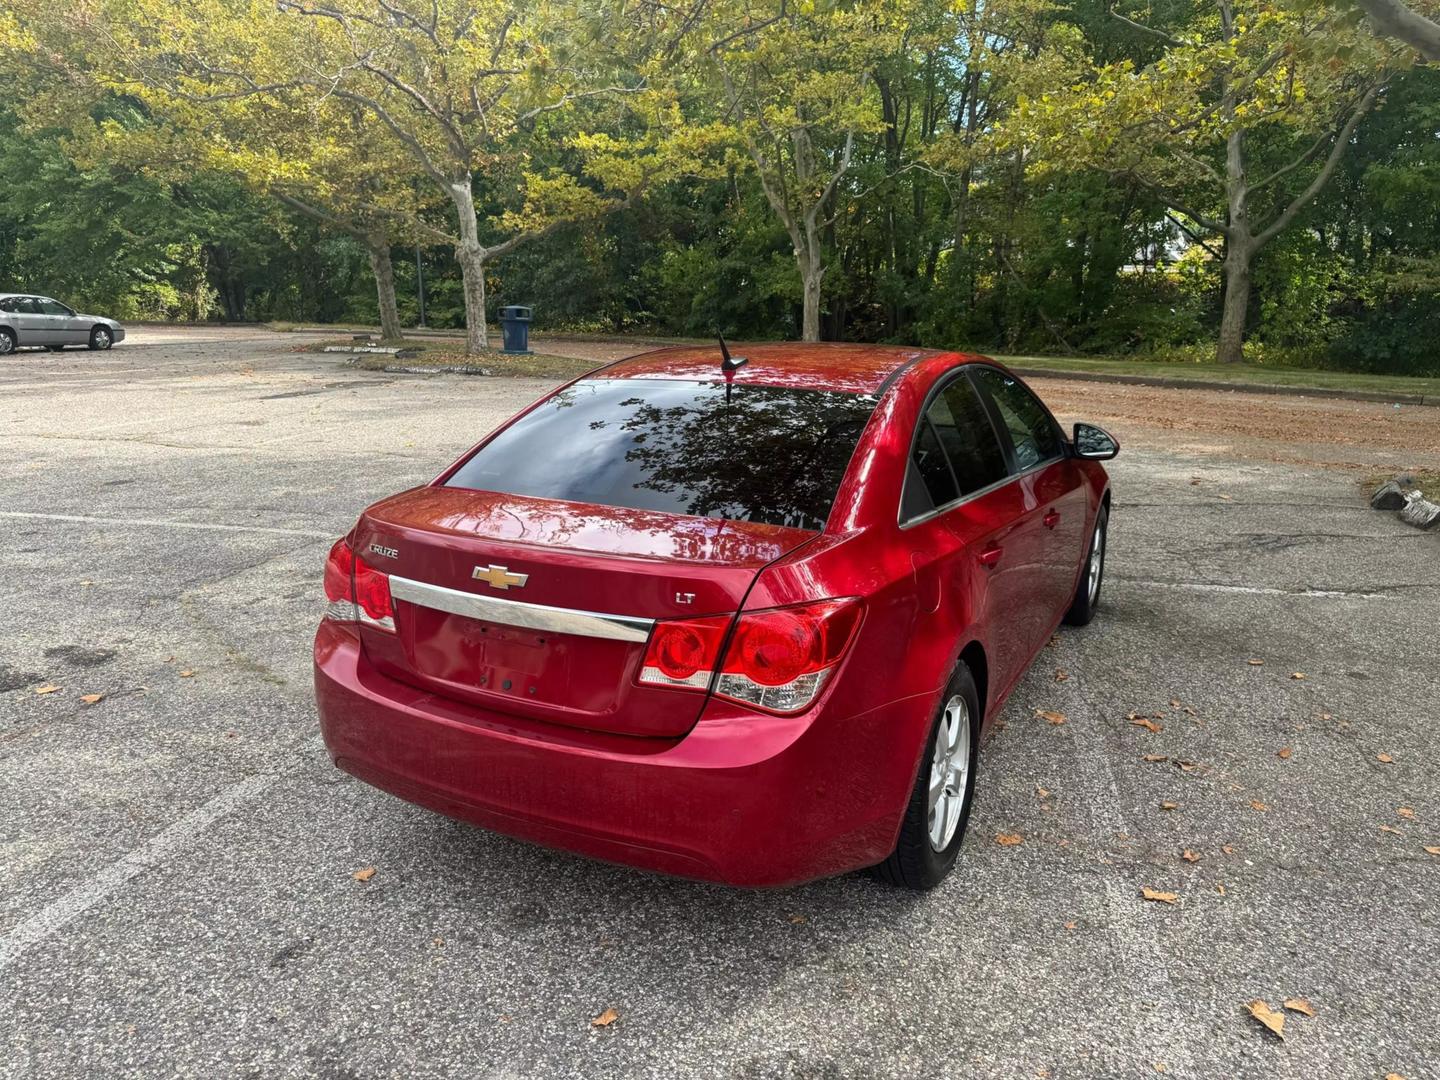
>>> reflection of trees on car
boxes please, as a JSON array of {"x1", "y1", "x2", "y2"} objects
[{"x1": 590, "y1": 389, "x2": 870, "y2": 531}]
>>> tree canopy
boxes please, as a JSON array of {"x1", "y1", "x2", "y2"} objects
[{"x1": 2, "y1": 0, "x2": 1439, "y2": 372}]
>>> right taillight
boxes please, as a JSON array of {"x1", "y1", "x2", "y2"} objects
[
  {"x1": 639, "y1": 598, "x2": 862, "y2": 715},
  {"x1": 322, "y1": 538, "x2": 395, "y2": 631}
]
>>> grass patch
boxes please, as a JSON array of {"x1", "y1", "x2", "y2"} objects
[
  {"x1": 993, "y1": 354, "x2": 1440, "y2": 398},
  {"x1": 1362, "y1": 468, "x2": 1440, "y2": 495},
  {"x1": 339, "y1": 340, "x2": 599, "y2": 380}
]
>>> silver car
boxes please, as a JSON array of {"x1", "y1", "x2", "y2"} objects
[{"x1": 0, "y1": 293, "x2": 126, "y2": 354}]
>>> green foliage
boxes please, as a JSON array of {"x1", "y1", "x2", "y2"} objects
[{"x1": 1, "y1": 0, "x2": 1438, "y2": 374}]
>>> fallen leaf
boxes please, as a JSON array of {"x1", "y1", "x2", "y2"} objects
[
  {"x1": 996, "y1": 832, "x2": 1025, "y2": 846},
  {"x1": 1216, "y1": 883, "x2": 1227, "y2": 895},
  {"x1": 1397, "y1": 807, "x2": 1416, "y2": 820},
  {"x1": 1063, "y1": 920, "x2": 1078, "y2": 930},
  {"x1": 1221, "y1": 845, "x2": 1235, "y2": 855},
  {"x1": 1182, "y1": 849, "x2": 1200, "y2": 863},
  {"x1": 1046, "y1": 635, "x2": 1060, "y2": 648},
  {"x1": 1035, "y1": 786, "x2": 1051, "y2": 799},
  {"x1": 1054, "y1": 670, "x2": 1069, "y2": 682},
  {"x1": 1377, "y1": 752, "x2": 1395, "y2": 764},
  {"x1": 179, "y1": 670, "x2": 196, "y2": 678},
  {"x1": 1169, "y1": 699, "x2": 1181, "y2": 708},
  {"x1": 34, "y1": 684, "x2": 62, "y2": 695},
  {"x1": 1424, "y1": 847, "x2": 1440, "y2": 856},
  {"x1": 1142, "y1": 753, "x2": 1169, "y2": 762},
  {"x1": 1175, "y1": 760, "x2": 1201, "y2": 772},
  {"x1": 1190, "y1": 477, "x2": 1202, "y2": 485},
  {"x1": 591, "y1": 1007, "x2": 619, "y2": 1028},
  {"x1": 1141, "y1": 888, "x2": 1178, "y2": 904},
  {"x1": 1154, "y1": 1064, "x2": 1167, "y2": 1073},
  {"x1": 1131, "y1": 717, "x2": 1164, "y2": 734},
  {"x1": 1035, "y1": 709, "x2": 1067, "y2": 726},
  {"x1": 1380, "y1": 824, "x2": 1403, "y2": 835},
  {"x1": 1385, "y1": 1074, "x2": 1408, "y2": 1080},
  {"x1": 1276, "y1": 747, "x2": 1292, "y2": 760},
  {"x1": 1283, "y1": 998, "x2": 1315, "y2": 1017},
  {"x1": 352, "y1": 866, "x2": 377, "y2": 882},
  {"x1": 1249, "y1": 800, "x2": 1269, "y2": 812},
  {"x1": 788, "y1": 914, "x2": 807, "y2": 924},
  {"x1": 1160, "y1": 801, "x2": 1179, "y2": 811},
  {"x1": 80, "y1": 693, "x2": 104, "y2": 705},
  {"x1": 1291, "y1": 672, "x2": 1306, "y2": 680},
  {"x1": 1247, "y1": 1000, "x2": 1285, "y2": 1039},
  {"x1": 1247, "y1": 659, "x2": 1265, "y2": 666},
  {"x1": 79, "y1": 579, "x2": 94, "y2": 586},
  {"x1": 1217, "y1": 493, "x2": 1233, "y2": 501}
]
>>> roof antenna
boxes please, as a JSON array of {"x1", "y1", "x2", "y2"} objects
[{"x1": 717, "y1": 334, "x2": 748, "y2": 374}]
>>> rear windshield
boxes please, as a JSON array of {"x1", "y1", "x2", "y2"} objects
[{"x1": 445, "y1": 378, "x2": 877, "y2": 530}]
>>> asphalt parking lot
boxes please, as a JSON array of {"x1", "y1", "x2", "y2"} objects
[{"x1": 2, "y1": 327, "x2": 1437, "y2": 1079}]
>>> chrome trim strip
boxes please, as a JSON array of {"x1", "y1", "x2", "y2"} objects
[
  {"x1": 388, "y1": 575, "x2": 654, "y2": 643},
  {"x1": 898, "y1": 456, "x2": 1062, "y2": 531}
]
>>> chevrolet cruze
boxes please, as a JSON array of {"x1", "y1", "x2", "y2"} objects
[{"x1": 315, "y1": 343, "x2": 1117, "y2": 888}]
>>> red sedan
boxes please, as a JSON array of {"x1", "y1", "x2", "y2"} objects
[{"x1": 315, "y1": 343, "x2": 1117, "y2": 888}]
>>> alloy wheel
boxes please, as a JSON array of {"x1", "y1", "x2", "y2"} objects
[
  {"x1": 1087, "y1": 519, "x2": 1105, "y2": 604},
  {"x1": 927, "y1": 694, "x2": 971, "y2": 851}
]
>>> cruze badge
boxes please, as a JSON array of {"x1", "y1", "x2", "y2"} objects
[
  {"x1": 473, "y1": 564, "x2": 529, "y2": 590},
  {"x1": 369, "y1": 543, "x2": 399, "y2": 559}
]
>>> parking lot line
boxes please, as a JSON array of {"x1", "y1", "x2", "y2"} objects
[
  {"x1": 0, "y1": 510, "x2": 333, "y2": 539},
  {"x1": 0, "y1": 768, "x2": 290, "y2": 972},
  {"x1": 1114, "y1": 577, "x2": 1379, "y2": 599}
]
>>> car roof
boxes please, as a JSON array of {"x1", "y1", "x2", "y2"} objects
[{"x1": 600, "y1": 342, "x2": 969, "y2": 395}]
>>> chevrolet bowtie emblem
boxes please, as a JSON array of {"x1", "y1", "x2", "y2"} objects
[{"x1": 472, "y1": 564, "x2": 529, "y2": 590}]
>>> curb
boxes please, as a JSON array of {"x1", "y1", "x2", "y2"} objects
[{"x1": 1008, "y1": 366, "x2": 1434, "y2": 407}]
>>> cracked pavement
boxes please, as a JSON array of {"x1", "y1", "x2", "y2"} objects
[{"x1": 2, "y1": 327, "x2": 1438, "y2": 1078}]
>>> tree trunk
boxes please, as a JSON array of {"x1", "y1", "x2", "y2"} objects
[
  {"x1": 801, "y1": 259, "x2": 823, "y2": 343},
  {"x1": 1217, "y1": 238, "x2": 1252, "y2": 365},
  {"x1": 448, "y1": 177, "x2": 489, "y2": 353},
  {"x1": 366, "y1": 239, "x2": 403, "y2": 342},
  {"x1": 1218, "y1": 129, "x2": 1251, "y2": 365}
]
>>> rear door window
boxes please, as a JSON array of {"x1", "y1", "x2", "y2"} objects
[
  {"x1": 445, "y1": 378, "x2": 877, "y2": 531},
  {"x1": 929, "y1": 379, "x2": 1011, "y2": 495},
  {"x1": 902, "y1": 372, "x2": 1011, "y2": 521},
  {"x1": 971, "y1": 367, "x2": 1065, "y2": 472}
]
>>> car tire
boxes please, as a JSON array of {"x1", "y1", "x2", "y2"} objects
[
  {"x1": 89, "y1": 326, "x2": 113, "y2": 351},
  {"x1": 872, "y1": 661, "x2": 981, "y2": 890},
  {"x1": 0, "y1": 329, "x2": 14, "y2": 356},
  {"x1": 1063, "y1": 505, "x2": 1108, "y2": 627}
]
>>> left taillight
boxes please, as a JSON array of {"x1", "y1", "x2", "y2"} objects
[
  {"x1": 638, "y1": 598, "x2": 862, "y2": 715},
  {"x1": 322, "y1": 538, "x2": 395, "y2": 632}
]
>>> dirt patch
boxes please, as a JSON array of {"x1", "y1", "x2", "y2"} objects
[{"x1": 1030, "y1": 377, "x2": 1440, "y2": 473}]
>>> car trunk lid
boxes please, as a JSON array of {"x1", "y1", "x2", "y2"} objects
[{"x1": 352, "y1": 486, "x2": 816, "y2": 737}]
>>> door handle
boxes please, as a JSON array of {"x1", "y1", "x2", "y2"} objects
[
  {"x1": 1043, "y1": 509, "x2": 1061, "y2": 529},
  {"x1": 979, "y1": 545, "x2": 1003, "y2": 569}
]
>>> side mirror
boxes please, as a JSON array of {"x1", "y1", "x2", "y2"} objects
[{"x1": 1072, "y1": 422, "x2": 1119, "y2": 461}]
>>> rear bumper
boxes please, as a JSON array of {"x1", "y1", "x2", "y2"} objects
[{"x1": 314, "y1": 620, "x2": 925, "y2": 886}]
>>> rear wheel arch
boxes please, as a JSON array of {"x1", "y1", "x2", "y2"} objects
[{"x1": 957, "y1": 640, "x2": 988, "y2": 721}]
